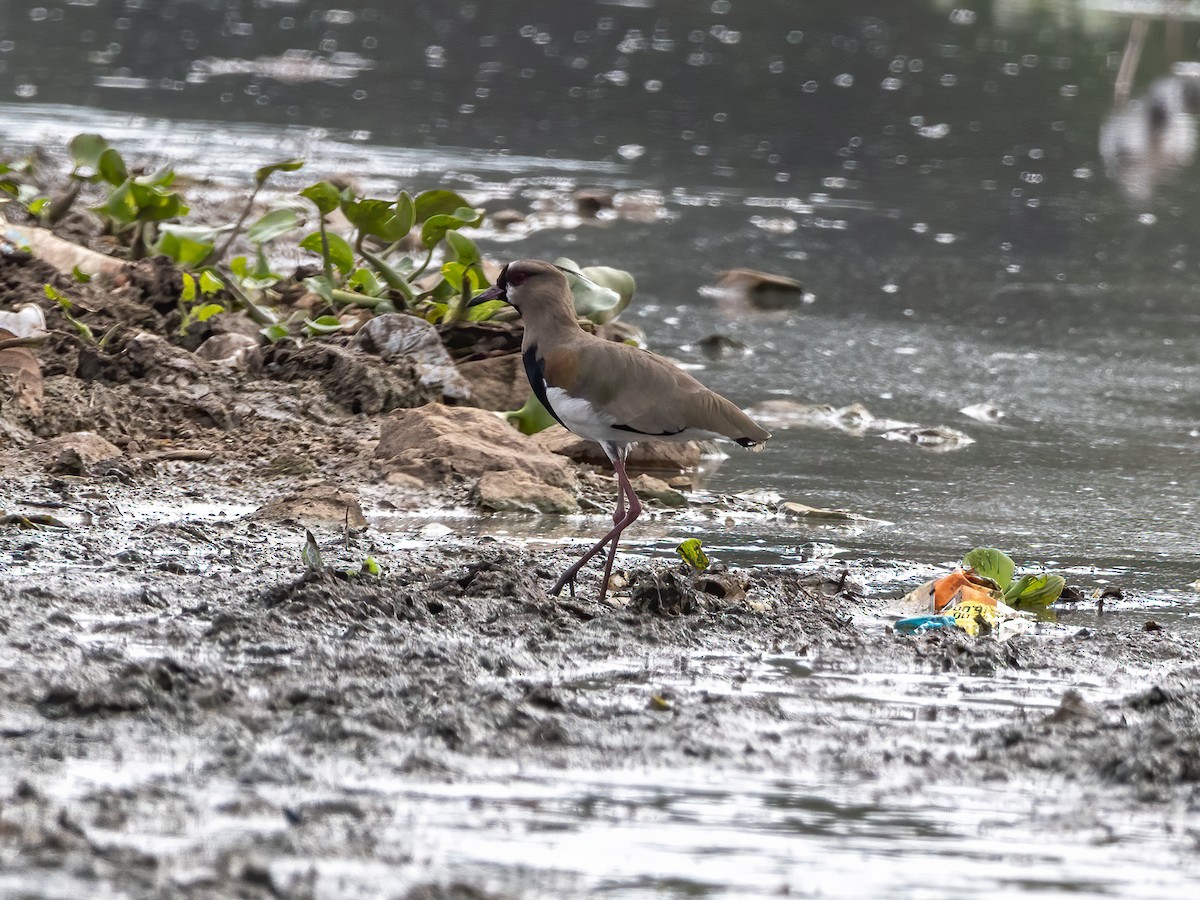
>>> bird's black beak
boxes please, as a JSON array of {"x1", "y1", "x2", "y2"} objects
[
  {"x1": 469, "y1": 263, "x2": 509, "y2": 306},
  {"x1": 468, "y1": 282, "x2": 505, "y2": 306}
]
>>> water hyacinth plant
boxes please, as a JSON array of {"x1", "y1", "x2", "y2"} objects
[{"x1": 10, "y1": 135, "x2": 642, "y2": 350}]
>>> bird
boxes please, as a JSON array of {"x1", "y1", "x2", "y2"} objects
[{"x1": 470, "y1": 258, "x2": 770, "y2": 601}]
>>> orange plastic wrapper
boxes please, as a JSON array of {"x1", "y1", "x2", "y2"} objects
[{"x1": 932, "y1": 570, "x2": 999, "y2": 611}]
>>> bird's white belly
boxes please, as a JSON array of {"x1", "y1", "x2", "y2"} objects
[
  {"x1": 544, "y1": 387, "x2": 717, "y2": 445},
  {"x1": 544, "y1": 388, "x2": 632, "y2": 443}
]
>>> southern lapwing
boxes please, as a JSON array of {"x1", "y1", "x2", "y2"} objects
[{"x1": 471, "y1": 259, "x2": 770, "y2": 600}]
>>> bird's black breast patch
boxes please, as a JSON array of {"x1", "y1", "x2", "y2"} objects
[{"x1": 522, "y1": 345, "x2": 565, "y2": 427}]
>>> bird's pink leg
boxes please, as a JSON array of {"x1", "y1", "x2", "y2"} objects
[
  {"x1": 551, "y1": 455, "x2": 641, "y2": 600},
  {"x1": 598, "y1": 461, "x2": 641, "y2": 599}
]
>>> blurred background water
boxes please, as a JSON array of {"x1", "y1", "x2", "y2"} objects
[{"x1": 2, "y1": 3, "x2": 1200, "y2": 897}]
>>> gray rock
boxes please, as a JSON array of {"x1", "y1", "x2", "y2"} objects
[{"x1": 353, "y1": 313, "x2": 471, "y2": 401}]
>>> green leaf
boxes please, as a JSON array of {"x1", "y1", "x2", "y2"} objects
[
  {"x1": 304, "y1": 315, "x2": 345, "y2": 335},
  {"x1": 557, "y1": 265, "x2": 626, "y2": 325},
  {"x1": 445, "y1": 230, "x2": 481, "y2": 267},
  {"x1": 97, "y1": 147, "x2": 128, "y2": 186},
  {"x1": 394, "y1": 191, "x2": 416, "y2": 237},
  {"x1": 362, "y1": 556, "x2": 381, "y2": 576},
  {"x1": 419, "y1": 206, "x2": 483, "y2": 248},
  {"x1": 300, "y1": 181, "x2": 342, "y2": 216},
  {"x1": 580, "y1": 265, "x2": 636, "y2": 311},
  {"x1": 413, "y1": 189, "x2": 471, "y2": 223},
  {"x1": 155, "y1": 230, "x2": 214, "y2": 267},
  {"x1": 157, "y1": 223, "x2": 226, "y2": 244},
  {"x1": 441, "y1": 260, "x2": 485, "y2": 293},
  {"x1": 261, "y1": 322, "x2": 291, "y2": 343},
  {"x1": 194, "y1": 303, "x2": 225, "y2": 322},
  {"x1": 963, "y1": 547, "x2": 1015, "y2": 589},
  {"x1": 466, "y1": 299, "x2": 506, "y2": 322},
  {"x1": 246, "y1": 208, "x2": 299, "y2": 244},
  {"x1": 43, "y1": 283, "x2": 68, "y2": 305},
  {"x1": 68, "y1": 133, "x2": 110, "y2": 170},
  {"x1": 303, "y1": 274, "x2": 336, "y2": 302},
  {"x1": 127, "y1": 182, "x2": 187, "y2": 221},
  {"x1": 27, "y1": 197, "x2": 49, "y2": 215},
  {"x1": 198, "y1": 270, "x2": 224, "y2": 294},
  {"x1": 180, "y1": 273, "x2": 197, "y2": 303},
  {"x1": 136, "y1": 166, "x2": 175, "y2": 188},
  {"x1": 1003, "y1": 573, "x2": 1065, "y2": 610},
  {"x1": 71, "y1": 266, "x2": 92, "y2": 283},
  {"x1": 675, "y1": 538, "x2": 710, "y2": 573},
  {"x1": 341, "y1": 198, "x2": 410, "y2": 242},
  {"x1": 347, "y1": 267, "x2": 385, "y2": 297},
  {"x1": 232, "y1": 249, "x2": 284, "y2": 290},
  {"x1": 300, "y1": 231, "x2": 354, "y2": 275},
  {"x1": 254, "y1": 158, "x2": 305, "y2": 187},
  {"x1": 302, "y1": 529, "x2": 323, "y2": 571},
  {"x1": 503, "y1": 394, "x2": 558, "y2": 435},
  {"x1": 93, "y1": 181, "x2": 138, "y2": 224}
]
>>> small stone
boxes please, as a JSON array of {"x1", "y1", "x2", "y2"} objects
[
  {"x1": 376, "y1": 404, "x2": 576, "y2": 490},
  {"x1": 573, "y1": 189, "x2": 614, "y2": 216},
  {"x1": 383, "y1": 472, "x2": 426, "y2": 490},
  {"x1": 195, "y1": 333, "x2": 260, "y2": 367},
  {"x1": 490, "y1": 208, "x2": 527, "y2": 229},
  {"x1": 38, "y1": 432, "x2": 123, "y2": 472},
  {"x1": 253, "y1": 485, "x2": 367, "y2": 527},
  {"x1": 779, "y1": 501, "x2": 857, "y2": 521},
  {"x1": 631, "y1": 474, "x2": 687, "y2": 507}
]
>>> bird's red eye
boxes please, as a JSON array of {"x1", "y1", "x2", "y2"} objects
[{"x1": 506, "y1": 267, "x2": 528, "y2": 287}]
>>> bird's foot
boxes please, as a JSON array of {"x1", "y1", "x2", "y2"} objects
[{"x1": 549, "y1": 570, "x2": 577, "y2": 599}]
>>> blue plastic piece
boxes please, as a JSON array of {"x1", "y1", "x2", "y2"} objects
[{"x1": 895, "y1": 614, "x2": 958, "y2": 635}]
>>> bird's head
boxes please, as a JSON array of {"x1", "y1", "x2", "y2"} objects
[{"x1": 469, "y1": 259, "x2": 576, "y2": 315}]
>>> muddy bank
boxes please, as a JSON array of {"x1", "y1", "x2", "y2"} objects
[{"x1": 2, "y1": 503, "x2": 1200, "y2": 897}]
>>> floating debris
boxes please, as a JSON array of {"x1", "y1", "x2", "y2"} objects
[{"x1": 959, "y1": 401, "x2": 1007, "y2": 423}]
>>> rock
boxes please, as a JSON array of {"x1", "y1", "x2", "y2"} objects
[
  {"x1": 532, "y1": 424, "x2": 703, "y2": 472},
  {"x1": 253, "y1": 485, "x2": 367, "y2": 527},
  {"x1": 959, "y1": 401, "x2": 1006, "y2": 423},
  {"x1": 195, "y1": 333, "x2": 260, "y2": 368},
  {"x1": 476, "y1": 470, "x2": 579, "y2": 514},
  {"x1": 880, "y1": 425, "x2": 975, "y2": 451},
  {"x1": 695, "y1": 334, "x2": 748, "y2": 357},
  {"x1": 261, "y1": 341, "x2": 433, "y2": 415},
  {"x1": 38, "y1": 431, "x2": 122, "y2": 466},
  {"x1": 383, "y1": 471, "x2": 426, "y2": 490},
  {"x1": 456, "y1": 353, "x2": 528, "y2": 411},
  {"x1": 375, "y1": 404, "x2": 576, "y2": 490},
  {"x1": 715, "y1": 268, "x2": 807, "y2": 310},
  {"x1": 631, "y1": 474, "x2": 687, "y2": 507},
  {"x1": 573, "y1": 189, "x2": 614, "y2": 216},
  {"x1": 779, "y1": 501, "x2": 859, "y2": 521},
  {"x1": 352, "y1": 313, "x2": 471, "y2": 401},
  {"x1": 490, "y1": 208, "x2": 527, "y2": 229}
]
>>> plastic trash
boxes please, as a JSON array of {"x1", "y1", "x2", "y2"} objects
[{"x1": 895, "y1": 615, "x2": 958, "y2": 635}]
